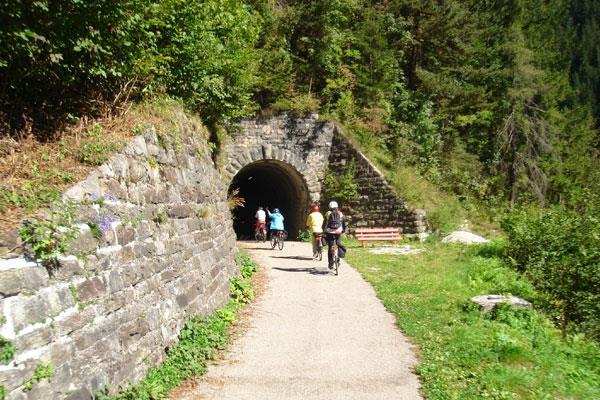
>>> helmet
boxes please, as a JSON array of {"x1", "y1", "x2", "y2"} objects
[
  {"x1": 273, "y1": 208, "x2": 280, "y2": 213},
  {"x1": 311, "y1": 203, "x2": 320, "y2": 212},
  {"x1": 328, "y1": 201, "x2": 338, "y2": 209}
]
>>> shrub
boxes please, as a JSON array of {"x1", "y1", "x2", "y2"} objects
[
  {"x1": 297, "y1": 229, "x2": 311, "y2": 242},
  {"x1": 322, "y1": 159, "x2": 359, "y2": 203},
  {"x1": 0, "y1": 337, "x2": 15, "y2": 365},
  {"x1": 502, "y1": 205, "x2": 600, "y2": 339},
  {"x1": 19, "y1": 200, "x2": 79, "y2": 270}
]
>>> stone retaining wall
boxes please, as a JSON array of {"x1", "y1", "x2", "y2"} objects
[
  {"x1": 327, "y1": 126, "x2": 428, "y2": 234},
  {"x1": 0, "y1": 126, "x2": 237, "y2": 399}
]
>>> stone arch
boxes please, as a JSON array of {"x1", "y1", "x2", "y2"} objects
[{"x1": 227, "y1": 156, "x2": 311, "y2": 240}]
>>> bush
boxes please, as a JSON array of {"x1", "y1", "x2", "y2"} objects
[
  {"x1": 322, "y1": 159, "x2": 359, "y2": 203},
  {"x1": 0, "y1": 0, "x2": 262, "y2": 135},
  {"x1": 502, "y1": 205, "x2": 600, "y2": 339}
]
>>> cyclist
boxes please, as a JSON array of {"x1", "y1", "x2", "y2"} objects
[
  {"x1": 306, "y1": 202, "x2": 324, "y2": 258},
  {"x1": 255, "y1": 206, "x2": 267, "y2": 238},
  {"x1": 324, "y1": 201, "x2": 347, "y2": 269},
  {"x1": 266, "y1": 207, "x2": 285, "y2": 239}
]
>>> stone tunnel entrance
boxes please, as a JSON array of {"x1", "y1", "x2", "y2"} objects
[{"x1": 228, "y1": 160, "x2": 310, "y2": 240}]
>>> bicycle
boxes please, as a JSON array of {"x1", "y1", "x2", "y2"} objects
[
  {"x1": 330, "y1": 243, "x2": 340, "y2": 275},
  {"x1": 270, "y1": 230, "x2": 285, "y2": 250},
  {"x1": 326, "y1": 233, "x2": 341, "y2": 275},
  {"x1": 255, "y1": 222, "x2": 267, "y2": 242},
  {"x1": 313, "y1": 233, "x2": 323, "y2": 261}
]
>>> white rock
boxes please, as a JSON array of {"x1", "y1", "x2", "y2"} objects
[
  {"x1": 471, "y1": 295, "x2": 532, "y2": 312},
  {"x1": 442, "y1": 231, "x2": 490, "y2": 244}
]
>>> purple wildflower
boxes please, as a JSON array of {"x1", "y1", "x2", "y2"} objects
[
  {"x1": 103, "y1": 192, "x2": 116, "y2": 201},
  {"x1": 95, "y1": 212, "x2": 116, "y2": 234}
]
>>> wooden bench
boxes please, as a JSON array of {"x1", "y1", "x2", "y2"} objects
[{"x1": 354, "y1": 227, "x2": 402, "y2": 247}]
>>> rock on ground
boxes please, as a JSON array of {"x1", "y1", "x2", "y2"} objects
[
  {"x1": 471, "y1": 295, "x2": 532, "y2": 312},
  {"x1": 442, "y1": 231, "x2": 490, "y2": 245}
]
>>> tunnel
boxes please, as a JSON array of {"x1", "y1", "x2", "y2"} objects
[{"x1": 228, "y1": 160, "x2": 310, "y2": 240}]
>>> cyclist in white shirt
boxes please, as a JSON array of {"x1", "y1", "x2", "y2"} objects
[{"x1": 255, "y1": 207, "x2": 266, "y2": 237}]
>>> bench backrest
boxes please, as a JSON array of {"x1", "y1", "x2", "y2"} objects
[{"x1": 355, "y1": 227, "x2": 400, "y2": 239}]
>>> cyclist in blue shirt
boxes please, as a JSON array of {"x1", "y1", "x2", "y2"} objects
[{"x1": 266, "y1": 208, "x2": 285, "y2": 239}]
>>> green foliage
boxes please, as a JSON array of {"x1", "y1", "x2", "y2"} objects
[
  {"x1": 0, "y1": 168, "x2": 68, "y2": 213},
  {"x1": 270, "y1": 94, "x2": 321, "y2": 114},
  {"x1": 0, "y1": 336, "x2": 15, "y2": 365},
  {"x1": 146, "y1": 156, "x2": 158, "y2": 170},
  {"x1": 19, "y1": 200, "x2": 79, "y2": 270},
  {"x1": 75, "y1": 123, "x2": 121, "y2": 166},
  {"x1": 87, "y1": 222, "x2": 103, "y2": 242},
  {"x1": 23, "y1": 362, "x2": 54, "y2": 392},
  {"x1": 151, "y1": 209, "x2": 168, "y2": 225},
  {"x1": 155, "y1": 0, "x2": 261, "y2": 123},
  {"x1": 1, "y1": 0, "x2": 263, "y2": 134},
  {"x1": 0, "y1": 384, "x2": 6, "y2": 400},
  {"x1": 346, "y1": 243, "x2": 600, "y2": 399},
  {"x1": 237, "y1": 251, "x2": 257, "y2": 279},
  {"x1": 502, "y1": 203, "x2": 600, "y2": 339},
  {"x1": 230, "y1": 251, "x2": 256, "y2": 303},
  {"x1": 322, "y1": 159, "x2": 359, "y2": 203},
  {"x1": 297, "y1": 229, "x2": 311, "y2": 243},
  {"x1": 230, "y1": 277, "x2": 254, "y2": 304}
]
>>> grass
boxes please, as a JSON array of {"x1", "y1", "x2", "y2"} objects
[
  {"x1": 0, "y1": 97, "x2": 209, "y2": 236},
  {"x1": 345, "y1": 240, "x2": 600, "y2": 399},
  {"x1": 330, "y1": 120, "x2": 502, "y2": 237}
]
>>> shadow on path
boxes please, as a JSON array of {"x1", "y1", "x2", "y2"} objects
[
  {"x1": 272, "y1": 267, "x2": 331, "y2": 275},
  {"x1": 271, "y1": 255, "x2": 314, "y2": 261}
]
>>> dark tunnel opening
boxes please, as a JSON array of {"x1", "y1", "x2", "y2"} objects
[{"x1": 228, "y1": 160, "x2": 310, "y2": 240}]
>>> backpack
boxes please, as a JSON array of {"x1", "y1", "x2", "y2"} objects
[{"x1": 327, "y1": 210, "x2": 342, "y2": 231}]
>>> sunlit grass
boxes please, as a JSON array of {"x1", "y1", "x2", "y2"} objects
[{"x1": 346, "y1": 241, "x2": 600, "y2": 399}]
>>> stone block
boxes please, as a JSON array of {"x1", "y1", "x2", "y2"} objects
[
  {"x1": 125, "y1": 136, "x2": 148, "y2": 157},
  {"x1": 53, "y1": 307, "x2": 94, "y2": 337},
  {"x1": 0, "y1": 229, "x2": 23, "y2": 259},
  {"x1": 67, "y1": 227, "x2": 97, "y2": 255},
  {"x1": 55, "y1": 256, "x2": 84, "y2": 281},
  {"x1": 118, "y1": 318, "x2": 150, "y2": 349},
  {"x1": 101, "y1": 178, "x2": 128, "y2": 200},
  {"x1": 117, "y1": 245, "x2": 136, "y2": 264},
  {"x1": 131, "y1": 241, "x2": 153, "y2": 260},
  {"x1": 14, "y1": 325, "x2": 54, "y2": 350},
  {"x1": 115, "y1": 224, "x2": 136, "y2": 246},
  {"x1": 0, "y1": 364, "x2": 37, "y2": 391},
  {"x1": 108, "y1": 269, "x2": 124, "y2": 293},
  {"x1": 9, "y1": 286, "x2": 74, "y2": 332},
  {"x1": 76, "y1": 276, "x2": 106, "y2": 303},
  {"x1": 167, "y1": 204, "x2": 194, "y2": 219},
  {"x1": 64, "y1": 387, "x2": 93, "y2": 400},
  {"x1": 0, "y1": 266, "x2": 48, "y2": 298}
]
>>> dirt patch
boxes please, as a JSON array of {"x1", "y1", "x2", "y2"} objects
[{"x1": 368, "y1": 245, "x2": 424, "y2": 256}]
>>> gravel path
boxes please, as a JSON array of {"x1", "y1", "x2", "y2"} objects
[{"x1": 178, "y1": 241, "x2": 421, "y2": 400}]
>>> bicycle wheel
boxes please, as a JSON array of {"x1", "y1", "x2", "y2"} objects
[
  {"x1": 278, "y1": 236, "x2": 284, "y2": 250},
  {"x1": 270, "y1": 235, "x2": 277, "y2": 249},
  {"x1": 317, "y1": 244, "x2": 323, "y2": 261},
  {"x1": 255, "y1": 232, "x2": 260, "y2": 242},
  {"x1": 334, "y1": 257, "x2": 339, "y2": 275}
]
